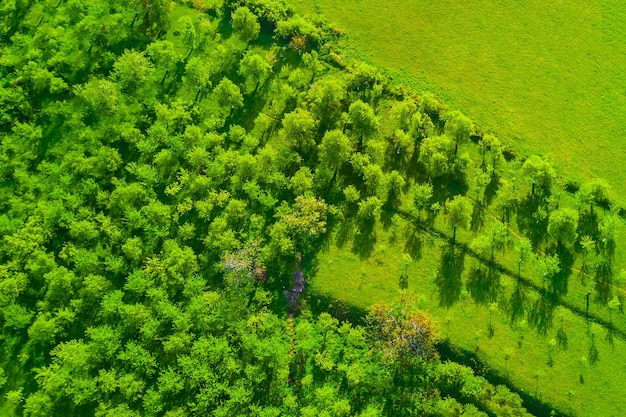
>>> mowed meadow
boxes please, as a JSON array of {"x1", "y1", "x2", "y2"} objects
[
  {"x1": 293, "y1": 0, "x2": 626, "y2": 200},
  {"x1": 287, "y1": 1, "x2": 626, "y2": 415}
]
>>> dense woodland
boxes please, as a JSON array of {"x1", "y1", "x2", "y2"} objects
[{"x1": 0, "y1": 0, "x2": 621, "y2": 416}]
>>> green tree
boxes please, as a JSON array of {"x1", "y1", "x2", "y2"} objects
[
  {"x1": 289, "y1": 167, "x2": 314, "y2": 195},
  {"x1": 307, "y1": 77, "x2": 346, "y2": 129},
  {"x1": 538, "y1": 254, "x2": 560, "y2": 289},
  {"x1": 357, "y1": 196, "x2": 382, "y2": 222},
  {"x1": 385, "y1": 170, "x2": 405, "y2": 208},
  {"x1": 146, "y1": 40, "x2": 181, "y2": 71},
  {"x1": 214, "y1": 77, "x2": 244, "y2": 113},
  {"x1": 281, "y1": 108, "x2": 316, "y2": 152},
  {"x1": 74, "y1": 78, "x2": 120, "y2": 117},
  {"x1": 522, "y1": 155, "x2": 556, "y2": 197},
  {"x1": 547, "y1": 208, "x2": 578, "y2": 249},
  {"x1": 23, "y1": 392, "x2": 54, "y2": 417},
  {"x1": 479, "y1": 134, "x2": 504, "y2": 173},
  {"x1": 418, "y1": 135, "x2": 455, "y2": 179},
  {"x1": 445, "y1": 195, "x2": 473, "y2": 243},
  {"x1": 348, "y1": 100, "x2": 379, "y2": 145},
  {"x1": 515, "y1": 238, "x2": 534, "y2": 279},
  {"x1": 273, "y1": 195, "x2": 328, "y2": 254},
  {"x1": 389, "y1": 129, "x2": 415, "y2": 166},
  {"x1": 142, "y1": 0, "x2": 175, "y2": 39},
  {"x1": 444, "y1": 110, "x2": 474, "y2": 155},
  {"x1": 413, "y1": 183, "x2": 433, "y2": 220},
  {"x1": 577, "y1": 178, "x2": 611, "y2": 213},
  {"x1": 302, "y1": 50, "x2": 324, "y2": 83},
  {"x1": 238, "y1": 53, "x2": 272, "y2": 94},
  {"x1": 362, "y1": 164, "x2": 384, "y2": 196},
  {"x1": 318, "y1": 129, "x2": 353, "y2": 175},
  {"x1": 343, "y1": 185, "x2": 361, "y2": 206},
  {"x1": 232, "y1": 6, "x2": 260, "y2": 42},
  {"x1": 112, "y1": 50, "x2": 154, "y2": 92},
  {"x1": 390, "y1": 99, "x2": 418, "y2": 131}
]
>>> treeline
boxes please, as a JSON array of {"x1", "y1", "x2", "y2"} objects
[{"x1": 0, "y1": 0, "x2": 589, "y2": 416}]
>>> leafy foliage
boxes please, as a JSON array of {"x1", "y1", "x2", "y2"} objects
[{"x1": 0, "y1": 1, "x2": 577, "y2": 416}]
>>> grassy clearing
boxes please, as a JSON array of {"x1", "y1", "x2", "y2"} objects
[
  {"x1": 311, "y1": 218, "x2": 626, "y2": 416},
  {"x1": 285, "y1": 3, "x2": 626, "y2": 412},
  {"x1": 306, "y1": 150, "x2": 626, "y2": 416},
  {"x1": 292, "y1": 0, "x2": 626, "y2": 201}
]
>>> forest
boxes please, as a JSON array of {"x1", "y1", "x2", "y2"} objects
[{"x1": 0, "y1": 0, "x2": 623, "y2": 416}]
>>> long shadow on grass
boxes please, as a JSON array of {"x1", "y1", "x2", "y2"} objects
[
  {"x1": 470, "y1": 202, "x2": 486, "y2": 232},
  {"x1": 594, "y1": 255, "x2": 613, "y2": 305},
  {"x1": 528, "y1": 293, "x2": 555, "y2": 336},
  {"x1": 505, "y1": 282, "x2": 528, "y2": 324},
  {"x1": 403, "y1": 223, "x2": 423, "y2": 260},
  {"x1": 549, "y1": 246, "x2": 574, "y2": 298},
  {"x1": 466, "y1": 264, "x2": 501, "y2": 305},
  {"x1": 335, "y1": 219, "x2": 355, "y2": 249},
  {"x1": 434, "y1": 243, "x2": 466, "y2": 307},
  {"x1": 577, "y1": 210, "x2": 599, "y2": 241},
  {"x1": 352, "y1": 218, "x2": 377, "y2": 259},
  {"x1": 483, "y1": 172, "x2": 500, "y2": 207},
  {"x1": 515, "y1": 196, "x2": 547, "y2": 248},
  {"x1": 307, "y1": 292, "x2": 368, "y2": 325},
  {"x1": 432, "y1": 175, "x2": 469, "y2": 206}
]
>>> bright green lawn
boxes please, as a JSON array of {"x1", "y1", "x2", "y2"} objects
[
  {"x1": 311, "y1": 219, "x2": 626, "y2": 417},
  {"x1": 293, "y1": 0, "x2": 626, "y2": 200}
]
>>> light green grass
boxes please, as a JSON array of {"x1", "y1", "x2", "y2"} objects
[
  {"x1": 293, "y1": 0, "x2": 626, "y2": 201},
  {"x1": 311, "y1": 219, "x2": 626, "y2": 417}
]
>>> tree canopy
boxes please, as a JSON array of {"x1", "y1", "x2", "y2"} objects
[{"x1": 0, "y1": 1, "x2": 575, "y2": 416}]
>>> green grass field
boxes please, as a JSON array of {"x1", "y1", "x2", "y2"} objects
[
  {"x1": 293, "y1": 0, "x2": 626, "y2": 201},
  {"x1": 284, "y1": 3, "x2": 626, "y2": 413},
  {"x1": 310, "y1": 219, "x2": 626, "y2": 417},
  {"x1": 304, "y1": 155, "x2": 626, "y2": 416}
]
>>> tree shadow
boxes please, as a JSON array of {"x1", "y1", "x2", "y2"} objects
[
  {"x1": 434, "y1": 243, "x2": 466, "y2": 307},
  {"x1": 550, "y1": 246, "x2": 573, "y2": 298},
  {"x1": 335, "y1": 219, "x2": 354, "y2": 249},
  {"x1": 554, "y1": 317, "x2": 568, "y2": 350},
  {"x1": 466, "y1": 265, "x2": 501, "y2": 305},
  {"x1": 506, "y1": 282, "x2": 527, "y2": 323},
  {"x1": 306, "y1": 292, "x2": 368, "y2": 326},
  {"x1": 589, "y1": 337, "x2": 599, "y2": 366},
  {"x1": 380, "y1": 204, "x2": 396, "y2": 231},
  {"x1": 403, "y1": 224, "x2": 423, "y2": 260},
  {"x1": 594, "y1": 256, "x2": 613, "y2": 305},
  {"x1": 515, "y1": 196, "x2": 547, "y2": 248},
  {"x1": 432, "y1": 175, "x2": 469, "y2": 206},
  {"x1": 556, "y1": 327, "x2": 568, "y2": 350},
  {"x1": 605, "y1": 328, "x2": 614, "y2": 349},
  {"x1": 483, "y1": 172, "x2": 500, "y2": 207},
  {"x1": 528, "y1": 294, "x2": 555, "y2": 336},
  {"x1": 382, "y1": 191, "x2": 403, "y2": 230},
  {"x1": 470, "y1": 201, "x2": 486, "y2": 232},
  {"x1": 352, "y1": 218, "x2": 377, "y2": 259},
  {"x1": 576, "y1": 210, "x2": 599, "y2": 242},
  {"x1": 399, "y1": 272, "x2": 409, "y2": 290}
]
